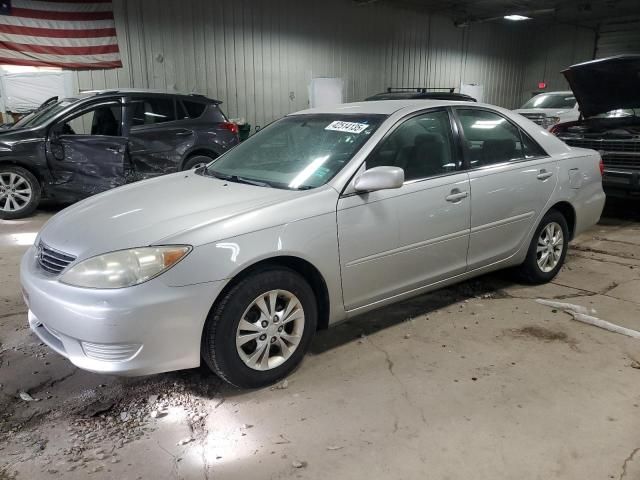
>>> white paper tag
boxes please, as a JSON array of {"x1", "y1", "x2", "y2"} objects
[{"x1": 325, "y1": 121, "x2": 369, "y2": 134}]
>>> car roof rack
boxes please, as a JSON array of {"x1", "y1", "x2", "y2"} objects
[{"x1": 386, "y1": 87, "x2": 456, "y2": 94}]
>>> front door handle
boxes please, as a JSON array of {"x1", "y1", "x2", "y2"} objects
[
  {"x1": 445, "y1": 189, "x2": 469, "y2": 202},
  {"x1": 175, "y1": 130, "x2": 192, "y2": 136},
  {"x1": 106, "y1": 146, "x2": 123, "y2": 154},
  {"x1": 537, "y1": 169, "x2": 553, "y2": 180}
]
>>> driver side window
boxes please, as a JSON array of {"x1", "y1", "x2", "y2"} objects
[
  {"x1": 58, "y1": 104, "x2": 122, "y2": 137},
  {"x1": 366, "y1": 110, "x2": 457, "y2": 181}
]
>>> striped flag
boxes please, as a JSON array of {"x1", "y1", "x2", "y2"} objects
[{"x1": 0, "y1": 0, "x2": 121, "y2": 69}]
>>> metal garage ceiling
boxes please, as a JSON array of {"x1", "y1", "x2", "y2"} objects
[{"x1": 367, "y1": 0, "x2": 640, "y2": 27}]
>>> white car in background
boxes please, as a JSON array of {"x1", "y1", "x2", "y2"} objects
[{"x1": 514, "y1": 91, "x2": 579, "y2": 130}]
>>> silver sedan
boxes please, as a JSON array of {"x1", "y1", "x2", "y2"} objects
[{"x1": 20, "y1": 100, "x2": 606, "y2": 388}]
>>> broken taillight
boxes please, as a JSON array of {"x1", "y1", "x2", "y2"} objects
[{"x1": 221, "y1": 122, "x2": 239, "y2": 135}]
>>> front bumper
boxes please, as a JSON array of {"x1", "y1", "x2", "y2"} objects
[
  {"x1": 602, "y1": 168, "x2": 640, "y2": 197},
  {"x1": 20, "y1": 246, "x2": 225, "y2": 376}
]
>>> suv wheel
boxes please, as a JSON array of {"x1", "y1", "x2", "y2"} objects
[
  {"x1": 0, "y1": 166, "x2": 41, "y2": 220},
  {"x1": 183, "y1": 154, "x2": 214, "y2": 171},
  {"x1": 201, "y1": 267, "x2": 317, "y2": 388},
  {"x1": 517, "y1": 209, "x2": 569, "y2": 284}
]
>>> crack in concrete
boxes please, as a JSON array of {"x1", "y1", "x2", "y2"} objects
[
  {"x1": 571, "y1": 244, "x2": 638, "y2": 261},
  {"x1": 619, "y1": 447, "x2": 640, "y2": 480},
  {"x1": 156, "y1": 441, "x2": 181, "y2": 480},
  {"x1": 367, "y1": 337, "x2": 427, "y2": 428},
  {"x1": 593, "y1": 237, "x2": 640, "y2": 248},
  {"x1": 0, "y1": 311, "x2": 27, "y2": 320}
]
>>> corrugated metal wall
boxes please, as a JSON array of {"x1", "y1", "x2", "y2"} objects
[
  {"x1": 595, "y1": 17, "x2": 640, "y2": 58},
  {"x1": 519, "y1": 23, "x2": 595, "y2": 103},
  {"x1": 73, "y1": 0, "x2": 531, "y2": 129}
]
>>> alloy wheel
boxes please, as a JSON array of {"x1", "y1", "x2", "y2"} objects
[
  {"x1": 236, "y1": 289, "x2": 305, "y2": 371},
  {"x1": 0, "y1": 172, "x2": 32, "y2": 213},
  {"x1": 536, "y1": 221, "x2": 564, "y2": 273}
]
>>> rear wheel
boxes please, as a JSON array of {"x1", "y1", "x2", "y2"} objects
[
  {"x1": 0, "y1": 166, "x2": 41, "y2": 220},
  {"x1": 516, "y1": 209, "x2": 569, "y2": 284},
  {"x1": 182, "y1": 154, "x2": 214, "y2": 171},
  {"x1": 201, "y1": 267, "x2": 317, "y2": 388}
]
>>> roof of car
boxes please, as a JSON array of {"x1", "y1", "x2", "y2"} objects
[
  {"x1": 79, "y1": 88, "x2": 221, "y2": 103},
  {"x1": 292, "y1": 99, "x2": 479, "y2": 116},
  {"x1": 364, "y1": 92, "x2": 476, "y2": 102}
]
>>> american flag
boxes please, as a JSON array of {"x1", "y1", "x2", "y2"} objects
[{"x1": 0, "y1": 0, "x2": 121, "y2": 69}]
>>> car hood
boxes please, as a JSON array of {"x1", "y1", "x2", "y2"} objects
[
  {"x1": 514, "y1": 108, "x2": 576, "y2": 117},
  {"x1": 38, "y1": 171, "x2": 301, "y2": 259},
  {"x1": 562, "y1": 55, "x2": 640, "y2": 118}
]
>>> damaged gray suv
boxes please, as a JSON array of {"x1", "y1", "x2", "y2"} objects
[{"x1": 0, "y1": 89, "x2": 239, "y2": 219}]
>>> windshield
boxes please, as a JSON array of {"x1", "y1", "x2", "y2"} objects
[
  {"x1": 521, "y1": 94, "x2": 576, "y2": 109},
  {"x1": 202, "y1": 114, "x2": 386, "y2": 190},
  {"x1": 12, "y1": 99, "x2": 76, "y2": 129}
]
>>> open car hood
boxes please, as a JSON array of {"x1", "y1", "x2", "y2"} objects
[{"x1": 562, "y1": 55, "x2": 640, "y2": 118}]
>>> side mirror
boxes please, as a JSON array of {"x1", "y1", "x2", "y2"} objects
[{"x1": 353, "y1": 166, "x2": 404, "y2": 193}]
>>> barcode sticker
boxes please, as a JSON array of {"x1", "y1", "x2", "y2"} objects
[{"x1": 325, "y1": 121, "x2": 369, "y2": 134}]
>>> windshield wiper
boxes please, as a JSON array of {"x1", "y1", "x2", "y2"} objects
[{"x1": 206, "y1": 170, "x2": 272, "y2": 188}]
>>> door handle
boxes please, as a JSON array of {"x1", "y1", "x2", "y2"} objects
[
  {"x1": 106, "y1": 146, "x2": 123, "y2": 154},
  {"x1": 445, "y1": 189, "x2": 469, "y2": 202},
  {"x1": 175, "y1": 130, "x2": 192, "y2": 136},
  {"x1": 537, "y1": 169, "x2": 553, "y2": 180}
]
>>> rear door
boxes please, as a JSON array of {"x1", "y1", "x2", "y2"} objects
[
  {"x1": 45, "y1": 99, "x2": 128, "y2": 198},
  {"x1": 125, "y1": 96, "x2": 195, "y2": 177},
  {"x1": 453, "y1": 107, "x2": 557, "y2": 269}
]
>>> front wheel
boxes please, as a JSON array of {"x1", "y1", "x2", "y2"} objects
[
  {"x1": 201, "y1": 267, "x2": 317, "y2": 388},
  {"x1": 182, "y1": 154, "x2": 214, "y2": 171},
  {"x1": 0, "y1": 166, "x2": 41, "y2": 220},
  {"x1": 516, "y1": 209, "x2": 569, "y2": 284}
]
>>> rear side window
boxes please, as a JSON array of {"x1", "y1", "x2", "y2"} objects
[
  {"x1": 521, "y1": 132, "x2": 547, "y2": 158},
  {"x1": 180, "y1": 100, "x2": 206, "y2": 119},
  {"x1": 131, "y1": 97, "x2": 176, "y2": 126},
  {"x1": 457, "y1": 109, "x2": 525, "y2": 167}
]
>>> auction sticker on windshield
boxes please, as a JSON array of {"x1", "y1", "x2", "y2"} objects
[{"x1": 325, "y1": 121, "x2": 369, "y2": 134}]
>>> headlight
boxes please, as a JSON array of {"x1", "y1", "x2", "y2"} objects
[
  {"x1": 542, "y1": 116, "x2": 560, "y2": 129},
  {"x1": 60, "y1": 246, "x2": 191, "y2": 289}
]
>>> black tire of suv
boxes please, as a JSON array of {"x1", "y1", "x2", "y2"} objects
[
  {"x1": 182, "y1": 154, "x2": 215, "y2": 171},
  {"x1": 516, "y1": 209, "x2": 569, "y2": 284},
  {"x1": 201, "y1": 267, "x2": 317, "y2": 389},
  {"x1": 0, "y1": 165, "x2": 41, "y2": 220}
]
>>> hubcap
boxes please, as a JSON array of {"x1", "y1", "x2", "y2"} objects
[
  {"x1": 236, "y1": 289, "x2": 305, "y2": 371},
  {"x1": 0, "y1": 172, "x2": 32, "y2": 213},
  {"x1": 536, "y1": 221, "x2": 564, "y2": 273}
]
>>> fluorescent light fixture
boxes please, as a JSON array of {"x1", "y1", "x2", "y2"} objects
[{"x1": 504, "y1": 14, "x2": 531, "y2": 21}]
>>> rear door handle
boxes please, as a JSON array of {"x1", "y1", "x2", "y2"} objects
[
  {"x1": 537, "y1": 169, "x2": 553, "y2": 180},
  {"x1": 445, "y1": 189, "x2": 469, "y2": 202},
  {"x1": 106, "y1": 146, "x2": 123, "y2": 154},
  {"x1": 175, "y1": 130, "x2": 192, "y2": 136}
]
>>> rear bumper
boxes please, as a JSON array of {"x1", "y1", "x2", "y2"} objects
[
  {"x1": 21, "y1": 246, "x2": 225, "y2": 376},
  {"x1": 602, "y1": 168, "x2": 640, "y2": 197}
]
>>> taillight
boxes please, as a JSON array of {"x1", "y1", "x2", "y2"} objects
[
  {"x1": 549, "y1": 124, "x2": 561, "y2": 135},
  {"x1": 221, "y1": 122, "x2": 239, "y2": 135},
  {"x1": 599, "y1": 157, "x2": 604, "y2": 176}
]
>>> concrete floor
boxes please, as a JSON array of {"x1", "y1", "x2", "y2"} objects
[{"x1": 1, "y1": 200, "x2": 639, "y2": 480}]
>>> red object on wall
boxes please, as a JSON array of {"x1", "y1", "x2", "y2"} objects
[
  {"x1": 538, "y1": 81, "x2": 547, "y2": 89},
  {"x1": 0, "y1": 0, "x2": 121, "y2": 69}
]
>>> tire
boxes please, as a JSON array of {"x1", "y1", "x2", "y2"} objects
[
  {"x1": 516, "y1": 209, "x2": 569, "y2": 284},
  {"x1": 182, "y1": 154, "x2": 214, "y2": 171},
  {"x1": 0, "y1": 165, "x2": 41, "y2": 220},
  {"x1": 201, "y1": 267, "x2": 317, "y2": 389}
]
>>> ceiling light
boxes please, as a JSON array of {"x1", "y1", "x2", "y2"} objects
[{"x1": 504, "y1": 14, "x2": 531, "y2": 21}]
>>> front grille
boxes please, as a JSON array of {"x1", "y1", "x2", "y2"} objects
[
  {"x1": 520, "y1": 113, "x2": 546, "y2": 126},
  {"x1": 562, "y1": 137, "x2": 640, "y2": 170},
  {"x1": 37, "y1": 242, "x2": 76, "y2": 275},
  {"x1": 562, "y1": 137, "x2": 640, "y2": 153}
]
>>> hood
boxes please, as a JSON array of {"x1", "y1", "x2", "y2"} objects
[
  {"x1": 39, "y1": 171, "x2": 301, "y2": 259},
  {"x1": 562, "y1": 55, "x2": 640, "y2": 117},
  {"x1": 514, "y1": 108, "x2": 575, "y2": 117}
]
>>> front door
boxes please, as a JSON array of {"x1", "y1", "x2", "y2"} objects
[
  {"x1": 126, "y1": 96, "x2": 193, "y2": 177},
  {"x1": 337, "y1": 109, "x2": 471, "y2": 310},
  {"x1": 46, "y1": 101, "x2": 128, "y2": 198},
  {"x1": 453, "y1": 107, "x2": 558, "y2": 269}
]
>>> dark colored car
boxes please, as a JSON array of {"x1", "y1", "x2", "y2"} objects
[
  {"x1": 0, "y1": 89, "x2": 239, "y2": 219},
  {"x1": 552, "y1": 55, "x2": 640, "y2": 198},
  {"x1": 365, "y1": 87, "x2": 477, "y2": 102}
]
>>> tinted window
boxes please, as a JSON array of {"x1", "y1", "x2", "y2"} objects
[
  {"x1": 204, "y1": 114, "x2": 385, "y2": 189},
  {"x1": 57, "y1": 104, "x2": 121, "y2": 136},
  {"x1": 131, "y1": 98, "x2": 175, "y2": 126},
  {"x1": 367, "y1": 110, "x2": 457, "y2": 181},
  {"x1": 522, "y1": 132, "x2": 547, "y2": 158},
  {"x1": 180, "y1": 100, "x2": 206, "y2": 119},
  {"x1": 457, "y1": 109, "x2": 525, "y2": 167}
]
